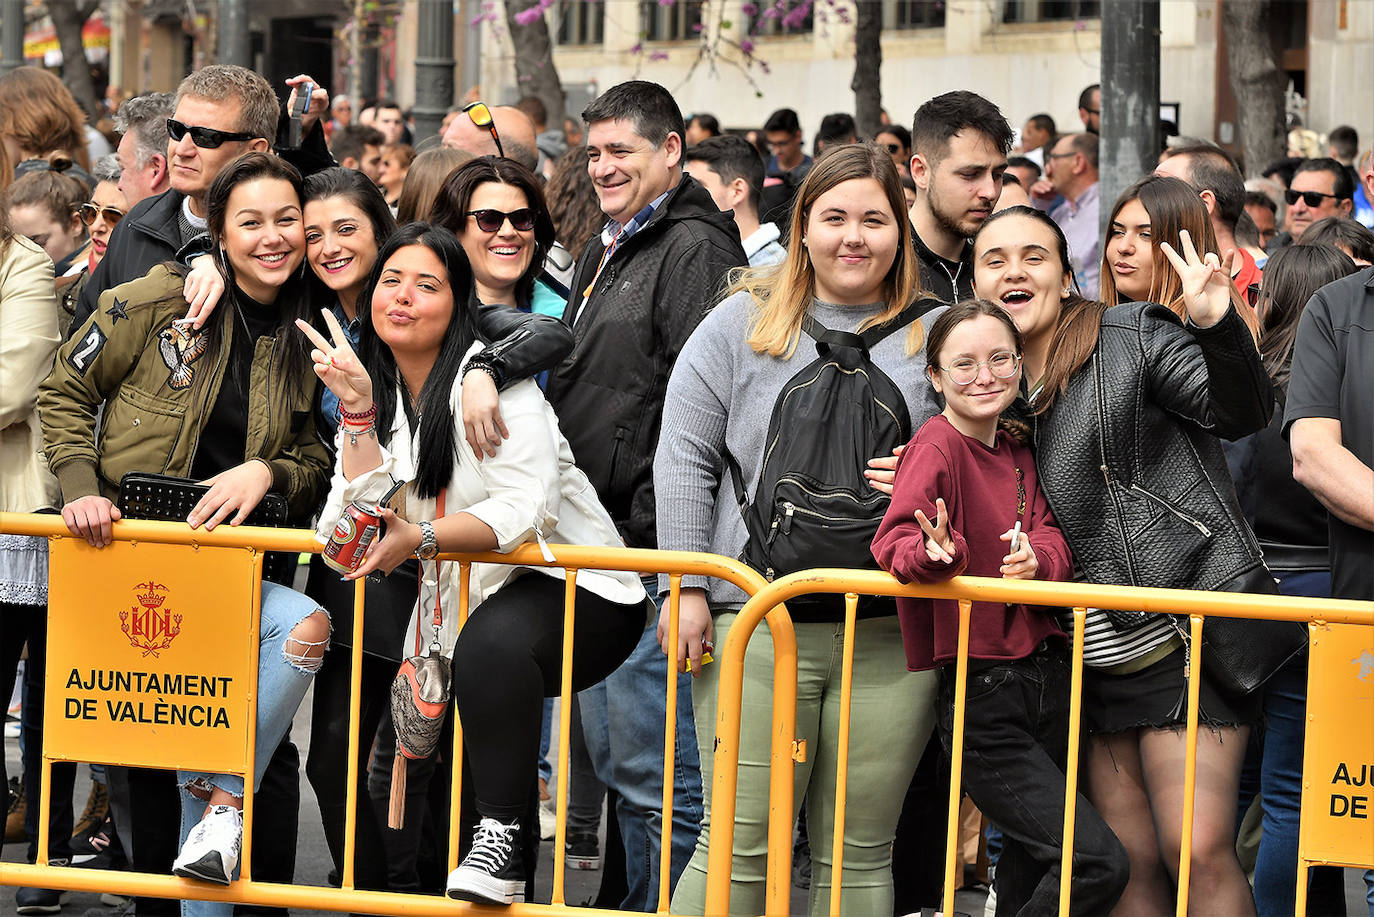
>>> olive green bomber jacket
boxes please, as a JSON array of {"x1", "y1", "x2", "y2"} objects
[{"x1": 39, "y1": 264, "x2": 330, "y2": 520}]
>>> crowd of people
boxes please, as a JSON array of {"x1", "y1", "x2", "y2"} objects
[{"x1": 1, "y1": 57, "x2": 1372, "y2": 917}]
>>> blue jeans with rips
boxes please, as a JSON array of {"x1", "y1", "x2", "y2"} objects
[
  {"x1": 176, "y1": 581, "x2": 327, "y2": 917},
  {"x1": 579, "y1": 578, "x2": 702, "y2": 911}
]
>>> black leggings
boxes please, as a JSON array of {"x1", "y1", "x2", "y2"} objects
[{"x1": 452, "y1": 572, "x2": 643, "y2": 820}]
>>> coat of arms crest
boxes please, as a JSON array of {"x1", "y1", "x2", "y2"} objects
[{"x1": 120, "y1": 581, "x2": 183, "y2": 657}]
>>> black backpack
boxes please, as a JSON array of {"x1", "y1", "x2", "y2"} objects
[{"x1": 725, "y1": 300, "x2": 940, "y2": 608}]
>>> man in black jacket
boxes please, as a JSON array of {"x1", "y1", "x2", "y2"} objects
[
  {"x1": 544, "y1": 80, "x2": 746, "y2": 911},
  {"x1": 906, "y1": 90, "x2": 1012, "y2": 303},
  {"x1": 49, "y1": 65, "x2": 331, "y2": 917}
]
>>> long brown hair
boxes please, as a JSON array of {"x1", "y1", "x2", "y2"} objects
[
  {"x1": 974, "y1": 206, "x2": 1107, "y2": 414},
  {"x1": 1257, "y1": 243, "x2": 1357, "y2": 387},
  {"x1": 1101, "y1": 174, "x2": 1259, "y2": 337},
  {"x1": 395, "y1": 147, "x2": 472, "y2": 224},
  {"x1": 0, "y1": 67, "x2": 91, "y2": 171},
  {"x1": 740, "y1": 143, "x2": 925, "y2": 357}
]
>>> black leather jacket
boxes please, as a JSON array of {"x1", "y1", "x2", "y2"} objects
[{"x1": 1031, "y1": 302, "x2": 1276, "y2": 629}]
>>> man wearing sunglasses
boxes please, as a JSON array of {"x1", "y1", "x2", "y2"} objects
[
  {"x1": 544, "y1": 80, "x2": 746, "y2": 912},
  {"x1": 60, "y1": 64, "x2": 332, "y2": 917},
  {"x1": 1280, "y1": 157, "x2": 1355, "y2": 246},
  {"x1": 70, "y1": 66, "x2": 332, "y2": 337}
]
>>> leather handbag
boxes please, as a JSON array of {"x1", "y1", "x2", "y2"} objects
[
  {"x1": 386, "y1": 490, "x2": 450, "y2": 829},
  {"x1": 1200, "y1": 574, "x2": 1308, "y2": 698}
]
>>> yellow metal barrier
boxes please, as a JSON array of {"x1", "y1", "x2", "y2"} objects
[
  {"x1": 703, "y1": 568, "x2": 1374, "y2": 917},
  {"x1": 0, "y1": 512, "x2": 780, "y2": 916}
]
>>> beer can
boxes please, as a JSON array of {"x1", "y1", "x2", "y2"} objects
[{"x1": 322, "y1": 500, "x2": 382, "y2": 574}]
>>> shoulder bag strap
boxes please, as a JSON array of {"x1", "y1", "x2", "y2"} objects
[{"x1": 416, "y1": 489, "x2": 446, "y2": 655}]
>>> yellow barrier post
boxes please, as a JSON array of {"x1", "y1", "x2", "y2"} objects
[
  {"x1": 446, "y1": 562, "x2": 474, "y2": 873},
  {"x1": 826, "y1": 593, "x2": 860, "y2": 917},
  {"x1": 550, "y1": 570, "x2": 579, "y2": 906},
  {"x1": 942, "y1": 599, "x2": 973, "y2": 916},
  {"x1": 340, "y1": 577, "x2": 366, "y2": 889},
  {"x1": 1057, "y1": 607, "x2": 1087, "y2": 915},
  {"x1": 658, "y1": 576, "x2": 682, "y2": 913},
  {"x1": 1174, "y1": 614, "x2": 1205, "y2": 917}
]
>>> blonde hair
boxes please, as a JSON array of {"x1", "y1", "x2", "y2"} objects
[{"x1": 742, "y1": 143, "x2": 925, "y2": 357}]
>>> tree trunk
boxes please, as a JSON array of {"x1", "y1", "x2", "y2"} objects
[
  {"x1": 851, "y1": 0, "x2": 882, "y2": 139},
  {"x1": 504, "y1": 0, "x2": 566, "y2": 131},
  {"x1": 50, "y1": 0, "x2": 99, "y2": 120},
  {"x1": 1222, "y1": 0, "x2": 1285, "y2": 178}
]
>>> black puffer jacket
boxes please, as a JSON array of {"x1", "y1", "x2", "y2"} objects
[
  {"x1": 1032, "y1": 302, "x2": 1276, "y2": 629},
  {"x1": 546, "y1": 175, "x2": 747, "y2": 548}
]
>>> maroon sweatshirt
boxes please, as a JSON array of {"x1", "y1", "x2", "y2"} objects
[{"x1": 871, "y1": 413, "x2": 1073, "y2": 671}]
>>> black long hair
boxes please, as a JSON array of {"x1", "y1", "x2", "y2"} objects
[
  {"x1": 428, "y1": 155, "x2": 556, "y2": 309},
  {"x1": 303, "y1": 166, "x2": 398, "y2": 246},
  {"x1": 1257, "y1": 243, "x2": 1357, "y2": 388},
  {"x1": 356, "y1": 222, "x2": 479, "y2": 499},
  {"x1": 204, "y1": 152, "x2": 314, "y2": 398}
]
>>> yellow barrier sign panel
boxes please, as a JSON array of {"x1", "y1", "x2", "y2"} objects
[
  {"x1": 43, "y1": 536, "x2": 258, "y2": 776},
  {"x1": 1300, "y1": 622, "x2": 1374, "y2": 867}
]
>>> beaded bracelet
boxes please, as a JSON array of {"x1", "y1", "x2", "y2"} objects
[
  {"x1": 339, "y1": 404, "x2": 376, "y2": 424},
  {"x1": 463, "y1": 362, "x2": 501, "y2": 386}
]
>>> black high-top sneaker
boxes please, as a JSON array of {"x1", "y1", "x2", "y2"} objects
[{"x1": 445, "y1": 817, "x2": 525, "y2": 905}]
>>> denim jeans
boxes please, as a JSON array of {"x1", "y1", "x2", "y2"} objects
[
  {"x1": 671, "y1": 613, "x2": 935, "y2": 917},
  {"x1": 177, "y1": 581, "x2": 326, "y2": 917},
  {"x1": 580, "y1": 579, "x2": 702, "y2": 911},
  {"x1": 937, "y1": 647, "x2": 1128, "y2": 917},
  {"x1": 1252, "y1": 569, "x2": 1334, "y2": 917}
]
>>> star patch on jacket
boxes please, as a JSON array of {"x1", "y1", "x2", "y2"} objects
[
  {"x1": 158, "y1": 321, "x2": 209, "y2": 390},
  {"x1": 106, "y1": 297, "x2": 129, "y2": 323}
]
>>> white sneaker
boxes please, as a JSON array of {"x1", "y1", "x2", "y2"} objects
[
  {"x1": 172, "y1": 804, "x2": 242, "y2": 885},
  {"x1": 538, "y1": 802, "x2": 556, "y2": 841}
]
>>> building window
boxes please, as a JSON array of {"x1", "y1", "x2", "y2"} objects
[
  {"x1": 1003, "y1": 0, "x2": 1100, "y2": 22},
  {"x1": 887, "y1": 0, "x2": 946, "y2": 30},
  {"x1": 557, "y1": 0, "x2": 605, "y2": 45},
  {"x1": 641, "y1": 0, "x2": 703, "y2": 41},
  {"x1": 748, "y1": 0, "x2": 815, "y2": 37}
]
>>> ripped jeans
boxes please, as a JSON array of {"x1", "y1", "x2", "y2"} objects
[{"x1": 177, "y1": 581, "x2": 328, "y2": 917}]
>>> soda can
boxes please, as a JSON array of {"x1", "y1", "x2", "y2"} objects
[{"x1": 322, "y1": 500, "x2": 382, "y2": 574}]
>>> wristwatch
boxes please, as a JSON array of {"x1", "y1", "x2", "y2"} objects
[{"x1": 415, "y1": 520, "x2": 439, "y2": 561}]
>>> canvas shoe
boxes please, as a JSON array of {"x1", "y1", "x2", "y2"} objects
[
  {"x1": 172, "y1": 804, "x2": 241, "y2": 885},
  {"x1": 445, "y1": 817, "x2": 525, "y2": 905},
  {"x1": 564, "y1": 831, "x2": 601, "y2": 870}
]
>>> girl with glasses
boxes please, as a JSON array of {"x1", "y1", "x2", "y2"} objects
[{"x1": 871, "y1": 299, "x2": 1130, "y2": 916}]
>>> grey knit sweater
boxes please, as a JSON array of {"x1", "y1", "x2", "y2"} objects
[{"x1": 654, "y1": 290, "x2": 947, "y2": 608}]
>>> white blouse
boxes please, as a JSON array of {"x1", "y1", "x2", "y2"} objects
[{"x1": 316, "y1": 343, "x2": 647, "y2": 658}]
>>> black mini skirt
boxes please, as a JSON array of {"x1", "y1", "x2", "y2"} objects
[{"x1": 1083, "y1": 642, "x2": 1262, "y2": 735}]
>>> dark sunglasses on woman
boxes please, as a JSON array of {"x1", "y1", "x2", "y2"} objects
[
  {"x1": 166, "y1": 118, "x2": 255, "y2": 149},
  {"x1": 77, "y1": 202, "x2": 125, "y2": 227},
  {"x1": 466, "y1": 208, "x2": 535, "y2": 233}
]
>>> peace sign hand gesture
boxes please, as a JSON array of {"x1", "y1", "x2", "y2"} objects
[
  {"x1": 295, "y1": 310, "x2": 374, "y2": 412},
  {"x1": 1159, "y1": 229, "x2": 1235, "y2": 329},
  {"x1": 914, "y1": 497, "x2": 957, "y2": 565}
]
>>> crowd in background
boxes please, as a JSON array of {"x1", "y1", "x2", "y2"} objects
[{"x1": 1, "y1": 58, "x2": 1373, "y2": 917}]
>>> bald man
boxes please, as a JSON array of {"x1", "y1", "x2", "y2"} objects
[{"x1": 441, "y1": 104, "x2": 539, "y2": 171}]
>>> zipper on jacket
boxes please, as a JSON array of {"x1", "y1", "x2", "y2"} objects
[
  {"x1": 1093, "y1": 353, "x2": 1138, "y2": 586},
  {"x1": 1127, "y1": 483, "x2": 1213, "y2": 537}
]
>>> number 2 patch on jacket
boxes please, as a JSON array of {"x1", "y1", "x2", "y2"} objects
[{"x1": 68, "y1": 324, "x2": 108, "y2": 376}]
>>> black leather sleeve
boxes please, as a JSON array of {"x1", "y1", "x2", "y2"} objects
[
  {"x1": 470, "y1": 305, "x2": 573, "y2": 390},
  {"x1": 1141, "y1": 303, "x2": 1274, "y2": 441},
  {"x1": 274, "y1": 105, "x2": 336, "y2": 176}
]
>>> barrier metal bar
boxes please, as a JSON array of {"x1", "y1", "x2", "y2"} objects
[
  {"x1": 1175, "y1": 614, "x2": 1205, "y2": 916},
  {"x1": 659, "y1": 575, "x2": 683, "y2": 912},
  {"x1": 238, "y1": 552, "x2": 266, "y2": 884},
  {"x1": 826, "y1": 592, "x2": 860, "y2": 917},
  {"x1": 709, "y1": 568, "x2": 1373, "y2": 917},
  {"x1": 1057, "y1": 607, "x2": 1088, "y2": 910},
  {"x1": 550, "y1": 569, "x2": 579, "y2": 905},
  {"x1": 941, "y1": 599, "x2": 973, "y2": 916},
  {"x1": 0, "y1": 512, "x2": 770, "y2": 917},
  {"x1": 340, "y1": 577, "x2": 365, "y2": 889}
]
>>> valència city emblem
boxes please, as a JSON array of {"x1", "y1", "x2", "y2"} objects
[{"x1": 120, "y1": 581, "x2": 183, "y2": 657}]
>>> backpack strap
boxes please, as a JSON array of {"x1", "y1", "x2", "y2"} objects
[{"x1": 802, "y1": 296, "x2": 946, "y2": 354}]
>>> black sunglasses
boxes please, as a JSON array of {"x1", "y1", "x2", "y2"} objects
[
  {"x1": 462, "y1": 102, "x2": 505, "y2": 159},
  {"x1": 77, "y1": 202, "x2": 125, "y2": 227},
  {"x1": 466, "y1": 208, "x2": 536, "y2": 233},
  {"x1": 166, "y1": 118, "x2": 254, "y2": 149},
  {"x1": 881, "y1": 142, "x2": 902, "y2": 155},
  {"x1": 1284, "y1": 188, "x2": 1343, "y2": 208}
]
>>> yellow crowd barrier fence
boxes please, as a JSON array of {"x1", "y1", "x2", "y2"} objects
[
  {"x1": 1, "y1": 511, "x2": 1371, "y2": 917},
  {"x1": 703, "y1": 569, "x2": 1373, "y2": 917}
]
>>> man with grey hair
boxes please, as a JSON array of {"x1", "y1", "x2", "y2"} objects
[
  {"x1": 71, "y1": 66, "x2": 331, "y2": 334},
  {"x1": 58, "y1": 66, "x2": 332, "y2": 917},
  {"x1": 112, "y1": 91, "x2": 175, "y2": 207}
]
